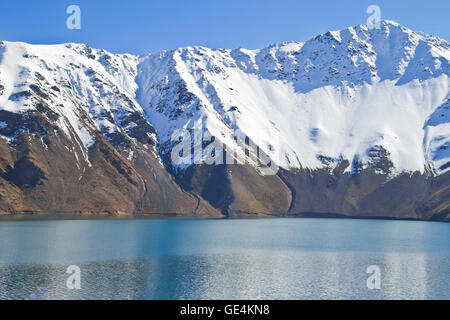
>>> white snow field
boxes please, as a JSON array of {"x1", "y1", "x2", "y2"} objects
[{"x1": 0, "y1": 20, "x2": 449, "y2": 176}]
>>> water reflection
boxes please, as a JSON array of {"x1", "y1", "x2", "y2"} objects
[
  {"x1": 0, "y1": 218, "x2": 449, "y2": 299},
  {"x1": 0, "y1": 251, "x2": 448, "y2": 300}
]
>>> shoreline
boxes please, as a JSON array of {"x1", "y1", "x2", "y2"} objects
[{"x1": 0, "y1": 212, "x2": 448, "y2": 223}]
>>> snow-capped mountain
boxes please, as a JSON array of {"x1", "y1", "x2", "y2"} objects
[
  {"x1": 0, "y1": 20, "x2": 449, "y2": 220},
  {"x1": 137, "y1": 20, "x2": 449, "y2": 177}
]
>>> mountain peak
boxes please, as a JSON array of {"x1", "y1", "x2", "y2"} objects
[
  {"x1": 380, "y1": 19, "x2": 401, "y2": 27},
  {"x1": 0, "y1": 23, "x2": 449, "y2": 219},
  {"x1": 0, "y1": 22, "x2": 449, "y2": 178}
]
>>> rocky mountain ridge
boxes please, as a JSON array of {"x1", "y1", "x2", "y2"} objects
[{"x1": 0, "y1": 20, "x2": 449, "y2": 221}]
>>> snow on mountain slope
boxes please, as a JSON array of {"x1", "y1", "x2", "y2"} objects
[
  {"x1": 0, "y1": 40, "x2": 154, "y2": 168},
  {"x1": 136, "y1": 20, "x2": 450, "y2": 176},
  {"x1": 0, "y1": 20, "x2": 449, "y2": 179}
]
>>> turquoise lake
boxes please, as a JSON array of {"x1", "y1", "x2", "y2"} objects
[{"x1": 0, "y1": 218, "x2": 449, "y2": 300}]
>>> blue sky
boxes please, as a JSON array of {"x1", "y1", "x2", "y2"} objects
[{"x1": 0, "y1": 0, "x2": 448, "y2": 54}]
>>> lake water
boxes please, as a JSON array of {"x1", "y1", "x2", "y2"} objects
[{"x1": 0, "y1": 218, "x2": 449, "y2": 300}]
